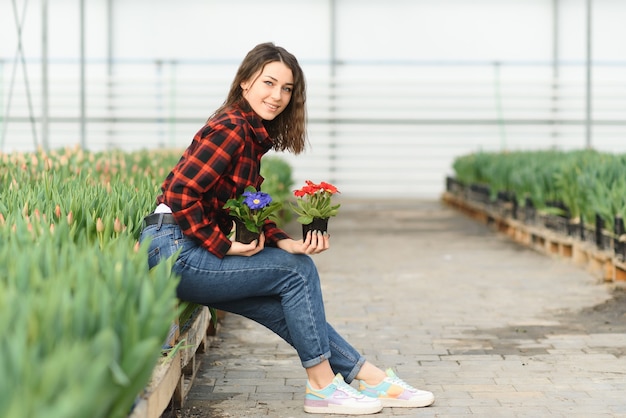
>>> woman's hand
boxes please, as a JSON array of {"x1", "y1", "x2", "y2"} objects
[
  {"x1": 226, "y1": 233, "x2": 266, "y2": 256},
  {"x1": 277, "y1": 231, "x2": 330, "y2": 255}
]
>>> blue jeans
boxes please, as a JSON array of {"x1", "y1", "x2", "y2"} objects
[{"x1": 139, "y1": 223, "x2": 366, "y2": 382}]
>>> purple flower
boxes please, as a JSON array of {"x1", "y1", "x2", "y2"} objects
[{"x1": 242, "y1": 191, "x2": 272, "y2": 210}]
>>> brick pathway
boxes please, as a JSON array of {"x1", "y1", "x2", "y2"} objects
[{"x1": 173, "y1": 199, "x2": 626, "y2": 418}]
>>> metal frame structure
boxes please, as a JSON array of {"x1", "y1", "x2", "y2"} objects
[{"x1": 0, "y1": 0, "x2": 599, "y2": 152}]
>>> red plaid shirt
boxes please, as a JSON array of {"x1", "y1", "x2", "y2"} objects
[{"x1": 157, "y1": 103, "x2": 290, "y2": 258}]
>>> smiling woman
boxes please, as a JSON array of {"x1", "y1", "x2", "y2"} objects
[
  {"x1": 138, "y1": 42, "x2": 434, "y2": 416},
  {"x1": 207, "y1": 42, "x2": 307, "y2": 154},
  {"x1": 241, "y1": 61, "x2": 294, "y2": 121}
]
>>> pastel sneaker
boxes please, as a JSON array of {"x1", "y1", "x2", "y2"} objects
[
  {"x1": 359, "y1": 368, "x2": 435, "y2": 408},
  {"x1": 304, "y1": 373, "x2": 383, "y2": 415}
]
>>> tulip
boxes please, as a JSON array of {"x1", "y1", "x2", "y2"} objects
[
  {"x1": 96, "y1": 218, "x2": 105, "y2": 233},
  {"x1": 114, "y1": 218, "x2": 123, "y2": 233}
]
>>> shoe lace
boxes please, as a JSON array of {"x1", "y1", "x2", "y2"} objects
[
  {"x1": 337, "y1": 380, "x2": 364, "y2": 397},
  {"x1": 388, "y1": 376, "x2": 417, "y2": 392}
]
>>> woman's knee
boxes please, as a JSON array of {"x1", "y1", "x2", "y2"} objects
[{"x1": 286, "y1": 254, "x2": 319, "y2": 280}]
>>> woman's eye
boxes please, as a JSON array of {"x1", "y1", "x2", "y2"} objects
[
  {"x1": 283, "y1": 87, "x2": 293, "y2": 93},
  {"x1": 264, "y1": 81, "x2": 273, "y2": 86}
]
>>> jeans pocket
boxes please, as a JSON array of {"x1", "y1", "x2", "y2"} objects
[{"x1": 147, "y1": 246, "x2": 161, "y2": 270}]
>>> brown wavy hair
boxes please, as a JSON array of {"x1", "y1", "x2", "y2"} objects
[{"x1": 210, "y1": 42, "x2": 307, "y2": 154}]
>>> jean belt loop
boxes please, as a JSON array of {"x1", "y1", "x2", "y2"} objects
[{"x1": 156, "y1": 213, "x2": 164, "y2": 231}]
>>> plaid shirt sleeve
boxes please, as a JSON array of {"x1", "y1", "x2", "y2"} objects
[
  {"x1": 263, "y1": 218, "x2": 290, "y2": 244},
  {"x1": 162, "y1": 120, "x2": 243, "y2": 257},
  {"x1": 158, "y1": 108, "x2": 290, "y2": 258}
]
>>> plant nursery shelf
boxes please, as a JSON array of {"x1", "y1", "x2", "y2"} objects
[
  {"x1": 129, "y1": 306, "x2": 212, "y2": 418},
  {"x1": 442, "y1": 191, "x2": 625, "y2": 284}
]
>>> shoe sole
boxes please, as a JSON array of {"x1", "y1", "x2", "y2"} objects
[
  {"x1": 304, "y1": 403, "x2": 383, "y2": 415},
  {"x1": 379, "y1": 394, "x2": 435, "y2": 408}
]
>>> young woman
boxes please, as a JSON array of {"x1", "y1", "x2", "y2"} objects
[{"x1": 139, "y1": 42, "x2": 434, "y2": 415}]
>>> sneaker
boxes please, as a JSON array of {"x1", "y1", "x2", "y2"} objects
[
  {"x1": 304, "y1": 373, "x2": 383, "y2": 415},
  {"x1": 359, "y1": 368, "x2": 435, "y2": 408}
]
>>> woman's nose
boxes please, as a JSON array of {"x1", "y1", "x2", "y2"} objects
[{"x1": 271, "y1": 86, "x2": 282, "y2": 100}]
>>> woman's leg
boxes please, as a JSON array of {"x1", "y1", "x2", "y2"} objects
[
  {"x1": 140, "y1": 224, "x2": 365, "y2": 380},
  {"x1": 174, "y1": 240, "x2": 345, "y2": 372},
  {"x1": 209, "y1": 295, "x2": 366, "y2": 383},
  {"x1": 140, "y1": 224, "x2": 431, "y2": 411}
]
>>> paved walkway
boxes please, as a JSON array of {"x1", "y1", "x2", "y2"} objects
[{"x1": 173, "y1": 199, "x2": 626, "y2": 418}]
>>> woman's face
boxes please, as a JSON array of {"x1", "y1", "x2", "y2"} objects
[{"x1": 241, "y1": 61, "x2": 293, "y2": 120}]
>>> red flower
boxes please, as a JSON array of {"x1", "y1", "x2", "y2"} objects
[
  {"x1": 319, "y1": 182, "x2": 338, "y2": 194},
  {"x1": 293, "y1": 180, "x2": 339, "y2": 197},
  {"x1": 294, "y1": 189, "x2": 307, "y2": 197}
]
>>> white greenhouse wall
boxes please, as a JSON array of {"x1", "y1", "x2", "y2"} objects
[{"x1": 2, "y1": 0, "x2": 626, "y2": 198}]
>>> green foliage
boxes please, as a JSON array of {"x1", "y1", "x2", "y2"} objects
[
  {"x1": 292, "y1": 195, "x2": 341, "y2": 225},
  {"x1": 0, "y1": 221, "x2": 179, "y2": 418},
  {"x1": 0, "y1": 147, "x2": 293, "y2": 417},
  {"x1": 260, "y1": 156, "x2": 294, "y2": 203},
  {"x1": 451, "y1": 149, "x2": 626, "y2": 229},
  {"x1": 260, "y1": 156, "x2": 294, "y2": 225}
]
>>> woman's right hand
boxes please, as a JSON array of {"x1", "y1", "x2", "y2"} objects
[{"x1": 226, "y1": 232, "x2": 266, "y2": 256}]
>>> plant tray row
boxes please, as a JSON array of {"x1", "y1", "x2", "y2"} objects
[
  {"x1": 442, "y1": 189, "x2": 626, "y2": 283},
  {"x1": 128, "y1": 306, "x2": 212, "y2": 418}
]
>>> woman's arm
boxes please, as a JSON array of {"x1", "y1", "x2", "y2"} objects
[{"x1": 165, "y1": 122, "x2": 245, "y2": 256}]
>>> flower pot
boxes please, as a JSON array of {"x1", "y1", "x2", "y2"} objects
[
  {"x1": 302, "y1": 217, "x2": 329, "y2": 240},
  {"x1": 234, "y1": 219, "x2": 260, "y2": 244}
]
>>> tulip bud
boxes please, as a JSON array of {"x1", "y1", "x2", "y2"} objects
[
  {"x1": 134, "y1": 241, "x2": 141, "y2": 253},
  {"x1": 49, "y1": 223, "x2": 55, "y2": 234},
  {"x1": 55, "y1": 205, "x2": 61, "y2": 219},
  {"x1": 0, "y1": 213, "x2": 5, "y2": 226},
  {"x1": 113, "y1": 218, "x2": 123, "y2": 233},
  {"x1": 67, "y1": 211, "x2": 74, "y2": 225},
  {"x1": 96, "y1": 218, "x2": 105, "y2": 233}
]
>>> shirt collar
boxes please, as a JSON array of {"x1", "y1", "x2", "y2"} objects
[{"x1": 236, "y1": 101, "x2": 273, "y2": 149}]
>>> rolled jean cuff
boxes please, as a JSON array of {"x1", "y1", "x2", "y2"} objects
[
  {"x1": 344, "y1": 356, "x2": 367, "y2": 383},
  {"x1": 301, "y1": 351, "x2": 332, "y2": 369}
]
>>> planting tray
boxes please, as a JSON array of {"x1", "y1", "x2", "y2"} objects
[
  {"x1": 128, "y1": 306, "x2": 213, "y2": 418},
  {"x1": 128, "y1": 351, "x2": 182, "y2": 418},
  {"x1": 442, "y1": 191, "x2": 623, "y2": 283},
  {"x1": 174, "y1": 306, "x2": 211, "y2": 406}
]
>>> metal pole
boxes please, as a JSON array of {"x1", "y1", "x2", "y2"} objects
[
  {"x1": 41, "y1": 0, "x2": 49, "y2": 150},
  {"x1": 585, "y1": 0, "x2": 592, "y2": 149},
  {"x1": 328, "y1": 0, "x2": 337, "y2": 182},
  {"x1": 79, "y1": 0, "x2": 86, "y2": 149},
  {"x1": 551, "y1": 0, "x2": 560, "y2": 147},
  {"x1": 493, "y1": 62, "x2": 506, "y2": 150},
  {"x1": 106, "y1": 0, "x2": 114, "y2": 145},
  {"x1": 107, "y1": 0, "x2": 113, "y2": 78}
]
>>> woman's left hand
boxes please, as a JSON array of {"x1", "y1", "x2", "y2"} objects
[{"x1": 277, "y1": 231, "x2": 330, "y2": 255}]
